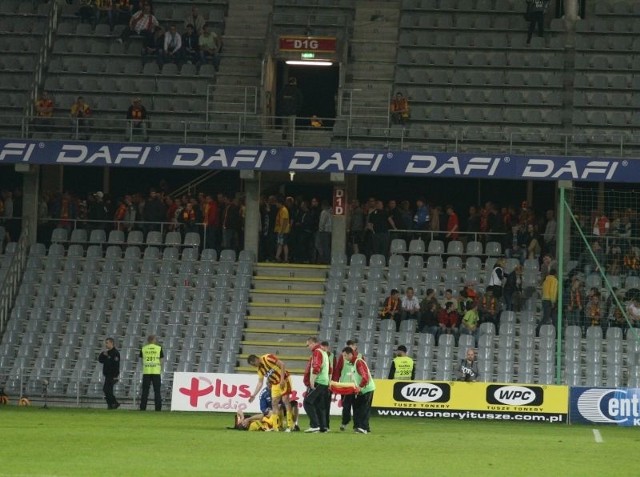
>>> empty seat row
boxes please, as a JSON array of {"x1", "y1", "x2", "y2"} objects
[
  {"x1": 51, "y1": 229, "x2": 196, "y2": 249},
  {"x1": 396, "y1": 68, "x2": 563, "y2": 88}
]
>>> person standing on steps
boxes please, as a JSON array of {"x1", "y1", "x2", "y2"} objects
[{"x1": 279, "y1": 77, "x2": 303, "y2": 142}]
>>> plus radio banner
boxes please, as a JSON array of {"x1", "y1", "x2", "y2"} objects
[{"x1": 171, "y1": 372, "x2": 342, "y2": 415}]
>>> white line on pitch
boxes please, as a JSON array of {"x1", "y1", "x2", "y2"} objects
[{"x1": 592, "y1": 429, "x2": 604, "y2": 443}]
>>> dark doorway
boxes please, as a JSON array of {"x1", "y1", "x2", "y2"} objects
[{"x1": 276, "y1": 61, "x2": 340, "y2": 126}]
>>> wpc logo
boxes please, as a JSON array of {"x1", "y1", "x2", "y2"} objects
[
  {"x1": 486, "y1": 385, "x2": 544, "y2": 406},
  {"x1": 393, "y1": 382, "x2": 451, "y2": 403}
]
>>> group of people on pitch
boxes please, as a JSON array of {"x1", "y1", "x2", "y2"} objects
[{"x1": 239, "y1": 337, "x2": 375, "y2": 434}]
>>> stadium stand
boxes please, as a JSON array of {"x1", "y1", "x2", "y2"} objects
[
  {"x1": 38, "y1": 0, "x2": 228, "y2": 143},
  {"x1": 0, "y1": 236, "x2": 251, "y2": 402},
  {"x1": 0, "y1": 0, "x2": 49, "y2": 138}
]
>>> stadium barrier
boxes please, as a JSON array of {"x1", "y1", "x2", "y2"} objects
[
  {"x1": 170, "y1": 372, "x2": 568, "y2": 423},
  {"x1": 569, "y1": 387, "x2": 640, "y2": 427}
]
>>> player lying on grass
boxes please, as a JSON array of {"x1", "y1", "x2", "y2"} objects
[
  {"x1": 259, "y1": 387, "x2": 301, "y2": 431},
  {"x1": 233, "y1": 408, "x2": 280, "y2": 431}
]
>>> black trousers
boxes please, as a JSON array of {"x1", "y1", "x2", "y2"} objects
[
  {"x1": 527, "y1": 12, "x2": 544, "y2": 43},
  {"x1": 303, "y1": 384, "x2": 329, "y2": 430},
  {"x1": 140, "y1": 374, "x2": 162, "y2": 411},
  {"x1": 353, "y1": 391, "x2": 374, "y2": 432},
  {"x1": 341, "y1": 394, "x2": 354, "y2": 427},
  {"x1": 103, "y1": 376, "x2": 118, "y2": 408}
]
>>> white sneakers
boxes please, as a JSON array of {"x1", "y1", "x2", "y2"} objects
[
  {"x1": 355, "y1": 428, "x2": 368, "y2": 434},
  {"x1": 304, "y1": 427, "x2": 320, "y2": 433}
]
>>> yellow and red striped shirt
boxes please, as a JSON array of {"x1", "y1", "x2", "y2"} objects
[{"x1": 257, "y1": 354, "x2": 289, "y2": 386}]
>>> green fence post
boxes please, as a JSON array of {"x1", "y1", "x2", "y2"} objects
[{"x1": 556, "y1": 185, "x2": 565, "y2": 385}]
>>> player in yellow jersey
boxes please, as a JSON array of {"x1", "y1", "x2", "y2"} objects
[
  {"x1": 247, "y1": 353, "x2": 295, "y2": 432},
  {"x1": 233, "y1": 408, "x2": 281, "y2": 431}
]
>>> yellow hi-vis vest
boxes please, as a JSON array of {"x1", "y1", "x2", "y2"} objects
[
  {"x1": 142, "y1": 343, "x2": 162, "y2": 375},
  {"x1": 393, "y1": 356, "x2": 414, "y2": 380}
]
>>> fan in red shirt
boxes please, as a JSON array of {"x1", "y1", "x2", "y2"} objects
[
  {"x1": 438, "y1": 301, "x2": 460, "y2": 338},
  {"x1": 446, "y1": 205, "x2": 459, "y2": 242},
  {"x1": 202, "y1": 194, "x2": 219, "y2": 250}
]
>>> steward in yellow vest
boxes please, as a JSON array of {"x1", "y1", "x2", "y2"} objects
[
  {"x1": 388, "y1": 345, "x2": 415, "y2": 380},
  {"x1": 139, "y1": 335, "x2": 164, "y2": 411}
]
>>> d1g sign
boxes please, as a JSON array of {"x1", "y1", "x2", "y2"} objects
[{"x1": 279, "y1": 36, "x2": 337, "y2": 53}]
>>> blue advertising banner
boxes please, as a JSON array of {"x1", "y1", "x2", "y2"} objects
[
  {"x1": 569, "y1": 387, "x2": 640, "y2": 426},
  {"x1": 0, "y1": 139, "x2": 635, "y2": 182}
]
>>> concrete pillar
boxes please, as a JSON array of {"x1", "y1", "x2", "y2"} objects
[
  {"x1": 241, "y1": 170, "x2": 260, "y2": 260},
  {"x1": 40, "y1": 165, "x2": 63, "y2": 195},
  {"x1": 330, "y1": 173, "x2": 347, "y2": 260},
  {"x1": 526, "y1": 180, "x2": 534, "y2": 207},
  {"x1": 102, "y1": 167, "x2": 111, "y2": 195},
  {"x1": 18, "y1": 164, "x2": 40, "y2": 245}
]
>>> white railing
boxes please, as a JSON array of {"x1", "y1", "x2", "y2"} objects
[
  {"x1": 206, "y1": 85, "x2": 259, "y2": 122},
  {"x1": 0, "y1": 366, "x2": 151, "y2": 408},
  {"x1": 6, "y1": 113, "x2": 640, "y2": 155},
  {"x1": 28, "y1": 0, "x2": 58, "y2": 121},
  {"x1": 0, "y1": 224, "x2": 30, "y2": 335}
]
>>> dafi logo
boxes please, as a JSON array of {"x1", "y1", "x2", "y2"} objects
[
  {"x1": 393, "y1": 382, "x2": 451, "y2": 403},
  {"x1": 486, "y1": 385, "x2": 544, "y2": 406}
]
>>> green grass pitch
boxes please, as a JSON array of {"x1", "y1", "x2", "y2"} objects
[{"x1": 0, "y1": 406, "x2": 638, "y2": 477}]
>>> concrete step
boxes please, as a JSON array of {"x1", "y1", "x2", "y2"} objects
[
  {"x1": 254, "y1": 263, "x2": 328, "y2": 279},
  {"x1": 351, "y1": 63, "x2": 395, "y2": 74},
  {"x1": 214, "y1": 75, "x2": 261, "y2": 87},
  {"x1": 242, "y1": 339, "x2": 308, "y2": 348},
  {"x1": 252, "y1": 288, "x2": 324, "y2": 297},
  {"x1": 248, "y1": 305, "x2": 322, "y2": 318},
  {"x1": 217, "y1": 65, "x2": 260, "y2": 76},
  {"x1": 240, "y1": 343, "x2": 309, "y2": 358},
  {"x1": 247, "y1": 314, "x2": 320, "y2": 323},
  {"x1": 245, "y1": 327, "x2": 317, "y2": 335},
  {"x1": 253, "y1": 280, "x2": 325, "y2": 292},
  {"x1": 244, "y1": 319, "x2": 319, "y2": 332},
  {"x1": 243, "y1": 331, "x2": 311, "y2": 343},
  {"x1": 250, "y1": 296, "x2": 323, "y2": 306},
  {"x1": 351, "y1": 42, "x2": 398, "y2": 57},
  {"x1": 236, "y1": 364, "x2": 306, "y2": 374},
  {"x1": 354, "y1": 23, "x2": 398, "y2": 35},
  {"x1": 238, "y1": 355, "x2": 308, "y2": 365},
  {"x1": 238, "y1": 353, "x2": 308, "y2": 365}
]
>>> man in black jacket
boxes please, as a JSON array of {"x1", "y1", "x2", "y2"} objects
[
  {"x1": 526, "y1": 0, "x2": 550, "y2": 44},
  {"x1": 98, "y1": 338, "x2": 121, "y2": 409}
]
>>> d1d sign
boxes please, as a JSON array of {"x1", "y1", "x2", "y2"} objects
[
  {"x1": 333, "y1": 188, "x2": 345, "y2": 215},
  {"x1": 279, "y1": 36, "x2": 337, "y2": 53}
]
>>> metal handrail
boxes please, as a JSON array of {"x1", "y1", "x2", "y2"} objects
[
  {"x1": 7, "y1": 113, "x2": 640, "y2": 156},
  {"x1": 170, "y1": 170, "x2": 223, "y2": 199}
]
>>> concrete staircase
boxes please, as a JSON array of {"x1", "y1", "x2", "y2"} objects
[
  {"x1": 208, "y1": 0, "x2": 271, "y2": 116},
  {"x1": 237, "y1": 263, "x2": 329, "y2": 374},
  {"x1": 343, "y1": 0, "x2": 401, "y2": 126}
]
